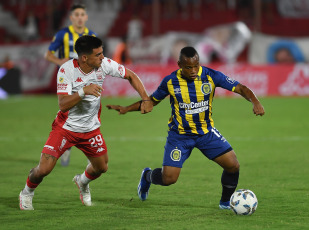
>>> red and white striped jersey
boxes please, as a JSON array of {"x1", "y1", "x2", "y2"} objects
[{"x1": 55, "y1": 58, "x2": 126, "y2": 133}]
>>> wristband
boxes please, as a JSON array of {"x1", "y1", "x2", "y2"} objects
[{"x1": 78, "y1": 87, "x2": 85, "y2": 98}]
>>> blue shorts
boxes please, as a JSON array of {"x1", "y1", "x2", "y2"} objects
[{"x1": 163, "y1": 128, "x2": 232, "y2": 168}]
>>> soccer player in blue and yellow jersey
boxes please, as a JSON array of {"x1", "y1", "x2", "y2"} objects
[
  {"x1": 45, "y1": 3, "x2": 96, "y2": 66},
  {"x1": 44, "y1": 4, "x2": 96, "y2": 166},
  {"x1": 107, "y1": 46, "x2": 265, "y2": 209}
]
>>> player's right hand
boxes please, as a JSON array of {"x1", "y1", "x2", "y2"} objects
[
  {"x1": 106, "y1": 105, "x2": 128, "y2": 114},
  {"x1": 83, "y1": 84, "x2": 103, "y2": 97}
]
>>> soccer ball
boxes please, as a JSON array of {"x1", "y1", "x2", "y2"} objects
[{"x1": 230, "y1": 189, "x2": 258, "y2": 215}]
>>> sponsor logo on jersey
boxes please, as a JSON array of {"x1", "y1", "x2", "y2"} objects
[
  {"x1": 179, "y1": 100, "x2": 209, "y2": 115},
  {"x1": 59, "y1": 76, "x2": 64, "y2": 83},
  {"x1": 170, "y1": 148, "x2": 181, "y2": 161},
  {"x1": 174, "y1": 88, "x2": 181, "y2": 94},
  {"x1": 75, "y1": 77, "x2": 83, "y2": 82},
  {"x1": 226, "y1": 76, "x2": 236, "y2": 84},
  {"x1": 201, "y1": 83, "x2": 212, "y2": 95},
  {"x1": 97, "y1": 147, "x2": 105, "y2": 153},
  {"x1": 57, "y1": 83, "x2": 68, "y2": 90}
]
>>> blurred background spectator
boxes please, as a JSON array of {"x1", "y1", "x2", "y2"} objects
[
  {"x1": 112, "y1": 35, "x2": 132, "y2": 65},
  {"x1": 267, "y1": 40, "x2": 305, "y2": 64},
  {"x1": 1, "y1": 0, "x2": 309, "y2": 95}
]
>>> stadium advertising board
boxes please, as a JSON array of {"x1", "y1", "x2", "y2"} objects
[{"x1": 104, "y1": 64, "x2": 309, "y2": 97}]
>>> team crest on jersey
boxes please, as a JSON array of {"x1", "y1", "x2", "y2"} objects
[
  {"x1": 118, "y1": 64, "x2": 124, "y2": 76},
  {"x1": 201, "y1": 83, "x2": 212, "y2": 95},
  {"x1": 226, "y1": 76, "x2": 236, "y2": 84},
  {"x1": 59, "y1": 76, "x2": 64, "y2": 83},
  {"x1": 170, "y1": 148, "x2": 181, "y2": 161}
]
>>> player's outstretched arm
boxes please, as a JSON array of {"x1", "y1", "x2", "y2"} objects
[
  {"x1": 125, "y1": 68, "x2": 153, "y2": 114},
  {"x1": 106, "y1": 97, "x2": 159, "y2": 115},
  {"x1": 233, "y1": 83, "x2": 265, "y2": 116}
]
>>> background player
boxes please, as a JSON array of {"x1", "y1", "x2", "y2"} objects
[
  {"x1": 45, "y1": 3, "x2": 96, "y2": 166},
  {"x1": 19, "y1": 35, "x2": 153, "y2": 210},
  {"x1": 107, "y1": 46, "x2": 265, "y2": 209}
]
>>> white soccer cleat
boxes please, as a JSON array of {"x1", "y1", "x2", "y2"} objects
[
  {"x1": 73, "y1": 174, "x2": 92, "y2": 206},
  {"x1": 19, "y1": 190, "x2": 34, "y2": 210}
]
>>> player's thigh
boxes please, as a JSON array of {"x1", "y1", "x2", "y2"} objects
[
  {"x1": 213, "y1": 150, "x2": 239, "y2": 173},
  {"x1": 76, "y1": 129, "x2": 108, "y2": 158},
  {"x1": 197, "y1": 127, "x2": 232, "y2": 160},
  {"x1": 163, "y1": 131, "x2": 194, "y2": 168},
  {"x1": 42, "y1": 127, "x2": 75, "y2": 159}
]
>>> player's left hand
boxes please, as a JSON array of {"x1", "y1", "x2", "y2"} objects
[
  {"x1": 253, "y1": 102, "x2": 265, "y2": 116},
  {"x1": 140, "y1": 100, "x2": 153, "y2": 114},
  {"x1": 106, "y1": 104, "x2": 128, "y2": 114}
]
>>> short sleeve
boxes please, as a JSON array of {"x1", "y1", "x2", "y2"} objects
[
  {"x1": 57, "y1": 66, "x2": 72, "y2": 95},
  {"x1": 152, "y1": 77, "x2": 169, "y2": 101},
  {"x1": 102, "y1": 58, "x2": 126, "y2": 78},
  {"x1": 212, "y1": 70, "x2": 239, "y2": 92},
  {"x1": 48, "y1": 31, "x2": 64, "y2": 53}
]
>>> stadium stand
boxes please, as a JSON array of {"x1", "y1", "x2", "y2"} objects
[{"x1": 1, "y1": 0, "x2": 309, "y2": 44}]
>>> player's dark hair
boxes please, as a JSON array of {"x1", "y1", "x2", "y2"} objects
[
  {"x1": 75, "y1": 35, "x2": 102, "y2": 55},
  {"x1": 179, "y1": 46, "x2": 199, "y2": 62},
  {"x1": 70, "y1": 3, "x2": 86, "y2": 12}
]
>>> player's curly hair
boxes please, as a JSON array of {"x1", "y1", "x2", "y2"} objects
[{"x1": 75, "y1": 35, "x2": 102, "y2": 55}]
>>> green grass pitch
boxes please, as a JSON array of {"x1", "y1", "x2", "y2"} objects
[{"x1": 0, "y1": 95, "x2": 308, "y2": 229}]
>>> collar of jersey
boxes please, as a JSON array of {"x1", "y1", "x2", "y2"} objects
[
  {"x1": 68, "y1": 25, "x2": 89, "y2": 35},
  {"x1": 73, "y1": 59, "x2": 94, "y2": 76}
]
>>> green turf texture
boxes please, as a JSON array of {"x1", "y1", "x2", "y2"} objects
[{"x1": 0, "y1": 96, "x2": 308, "y2": 229}]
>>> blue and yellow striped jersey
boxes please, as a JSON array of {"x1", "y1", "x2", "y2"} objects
[
  {"x1": 48, "y1": 25, "x2": 96, "y2": 60},
  {"x1": 152, "y1": 66, "x2": 239, "y2": 135}
]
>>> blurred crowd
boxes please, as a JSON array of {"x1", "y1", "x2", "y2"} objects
[{"x1": 1, "y1": 0, "x2": 309, "y2": 65}]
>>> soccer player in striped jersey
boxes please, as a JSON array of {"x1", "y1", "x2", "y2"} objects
[
  {"x1": 107, "y1": 46, "x2": 265, "y2": 209},
  {"x1": 19, "y1": 36, "x2": 153, "y2": 210},
  {"x1": 45, "y1": 3, "x2": 96, "y2": 166}
]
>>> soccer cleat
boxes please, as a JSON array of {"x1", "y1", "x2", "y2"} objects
[
  {"x1": 137, "y1": 167, "x2": 151, "y2": 201},
  {"x1": 73, "y1": 174, "x2": 91, "y2": 206},
  {"x1": 219, "y1": 200, "x2": 231, "y2": 210},
  {"x1": 61, "y1": 148, "x2": 71, "y2": 166},
  {"x1": 19, "y1": 190, "x2": 34, "y2": 210}
]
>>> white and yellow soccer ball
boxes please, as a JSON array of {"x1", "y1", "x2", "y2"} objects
[{"x1": 230, "y1": 189, "x2": 258, "y2": 215}]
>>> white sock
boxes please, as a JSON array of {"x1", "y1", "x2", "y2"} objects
[
  {"x1": 23, "y1": 184, "x2": 35, "y2": 195},
  {"x1": 80, "y1": 172, "x2": 92, "y2": 185}
]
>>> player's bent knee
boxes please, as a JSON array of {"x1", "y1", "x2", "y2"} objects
[
  {"x1": 95, "y1": 163, "x2": 108, "y2": 174},
  {"x1": 162, "y1": 175, "x2": 178, "y2": 185},
  {"x1": 226, "y1": 162, "x2": 240, "y2": 173}
]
